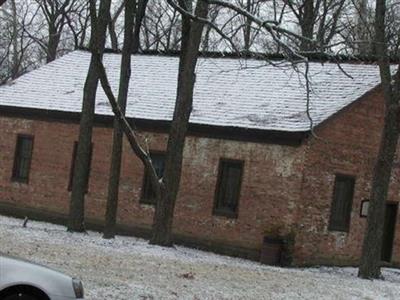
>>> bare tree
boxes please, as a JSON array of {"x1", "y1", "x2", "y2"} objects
[
  {"x1": 237, "y1": 0, "x2": 266, "y2": 51},
  {"x1": 103, "y1": 0, "x2": 149, "y2": 239},
  {"x1": 141, "y1": 0, "x2": 181, "y2": 51},
  {"x1": 32, "y1": 0, "x2": 79, "y2": 62},
  {"x1": 65, "y1": 0, "x2": 91, "y2": 49},
  {"x1": 358, "y1": 0, "x2": 400, "y2": 279},
  {"x1": 0, "y1": 0, "x2": 19, "y2": 80},
  {"x1": 10, "y1": 0, "x2": 18, "y2": 78},
  {"x1": 285, "y1": 0, "x2": 348, "y2": 51},
  {"x1": 354, "y1": 0, "x2": 369, "y2": 54},
  {"x1": 243, "y1": 0, "x2": 253, "y2": 50},
  {"x1": 149, "y1": 0, "x2": 209, "y2": 246},
  {"x1": 68, "y1": 0, "x2": 111, "y2": 233},
  {"x1": 201, "y1": 4, "x2": 220, "y2": 51},
  {"x1": 1, "y1": 0, "x2": 40, "y2": 83},
  {"x1": 108, "y1": 0, "x2": 125, "y2": 51},
  {"x1": 102, "y1": 0, "x2": 136, "y2": 239},
  {"x1": 0, "y1": 18, "x2": 13, "y2": 83}
]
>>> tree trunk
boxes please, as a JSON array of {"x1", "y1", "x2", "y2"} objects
[
  {"x1": 108, "y1": 1, "x2": 126, "y2": 51},
  {"x1": 355, "y1": 0, "x2": 369, "y2": 56},
  {"x1": 103, "y1": 0, "x2": 147, "y2": 239},
  {"x1": 300, "y1": 0, "x2": 315, "y2": 51},
  {"x1": 68, "y1": 0, "x2": 111, "y2": 232},
  {"x1": 10, "y1": 0, "x2": 18, "y2": 79},
  {"x1": 150, "y1": 0, "x2": 209, "y2": 246},
  {"x1": 358, "y1": 0, "x2": 400, "y2": 279},
  {"x1": 108, "y1": 21, "x2": 119, "y2": 51},
  {"x1": 202, "y1": 25, "x2": 211, "y2": 51},
  {"x1": 243, "y1": 0, "x2": 252, "y2": 52},
  {"x1": 46, "y1": 25, "x2": 61, "y2": 63},
  {"x1": 132, "y1": 0, "x2": 148, "y2": 54}
]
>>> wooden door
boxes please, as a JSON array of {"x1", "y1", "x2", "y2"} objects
[{"x1": 381, "y1": 203, "x2": 398, "y2": 262}]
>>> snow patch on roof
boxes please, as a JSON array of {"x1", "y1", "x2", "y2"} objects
[{"x1": 0, "y1": 50, "x2": 381, "y2": 132}]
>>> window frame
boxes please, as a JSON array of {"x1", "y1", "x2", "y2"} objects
[
  {"x1": 68, "y1": 141, "x2": 93, "y2": 192},
  {"x1": 11, "y1": 134, "x2": 34, "y2": 184},
  {"x1": 140, "y1": 151, "x2": 166, "y2": 205},
  {"x1": 213, "y1": 158, "x2": 244, "y2": 219},
  {"x1": 328, "y1": 173, "x2": 356, "y2": 232}
]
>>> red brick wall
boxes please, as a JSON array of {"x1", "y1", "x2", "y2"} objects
[
  {"x1": 296, "y1": 87, "x2": 400, "y2": 265},
  {"x1": 0, "y1": 116, "x2": 305, "y2": 254}
]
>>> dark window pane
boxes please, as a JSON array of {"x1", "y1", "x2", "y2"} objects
[
  {"x1": 213, "y1": 159, "x2": 244, "y2": 218},
  {"x1": 328, "y1": 175, "x2": 355, "y2": 232},
  {"x1": 12, "y1": 135, "x2": 34, "y2": 183},
  {"x1": 141, "y1": 152, "x2": 165, "y2": 204}
]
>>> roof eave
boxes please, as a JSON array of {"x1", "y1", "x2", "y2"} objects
[{"x1": 0, "y1": 105, "x2": 307, "y2": 146}]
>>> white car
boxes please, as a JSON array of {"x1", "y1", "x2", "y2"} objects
[{"x1": 0, "y1": 255, "x2": 84, "y2": 300}]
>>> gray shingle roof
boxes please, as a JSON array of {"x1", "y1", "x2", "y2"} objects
[{"x1": 0, "y1": 50, "x2": 381, "y2": 132}]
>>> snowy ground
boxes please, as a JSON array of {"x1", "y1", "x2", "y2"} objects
[{"x1": 1, "y1": 216, "x2": 400, "y2": 300}]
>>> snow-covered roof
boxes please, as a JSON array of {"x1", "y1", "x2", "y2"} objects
[{"x1": 0, "y1": 50, "x2": 382, "y2": 132}]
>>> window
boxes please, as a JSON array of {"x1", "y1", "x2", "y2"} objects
[
  {"x1": 12, "y1": 135, "x2": 34, "y2": 183},
  {"x1": 68, "y1": 141, "x2": 93, "y2": 192},
  {"x1": 141, "y1": 152, "x2": 165, "y2": 205},
  {"x1": 328, "y1": 174, "x2": 355, "y2": 232},
  {"x1": 213, "y1": 159, "x2": 244, "y2": 218}
]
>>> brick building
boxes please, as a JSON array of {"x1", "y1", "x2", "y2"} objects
[{"x1": 0, "y1": 51, "x2": 398, "y2": 266}]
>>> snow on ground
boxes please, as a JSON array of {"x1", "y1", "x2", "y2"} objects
[{"x1": 1, "y1": 215, "x2": 399, "y2": 300}]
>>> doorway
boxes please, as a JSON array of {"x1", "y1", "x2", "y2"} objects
[{"x1": 381, "y1": 202, "x2": 398, "y2": 262}]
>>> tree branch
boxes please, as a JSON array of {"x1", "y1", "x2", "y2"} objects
[{"x1": 92, "y1": 53, "x2": 163, "y2": 200}]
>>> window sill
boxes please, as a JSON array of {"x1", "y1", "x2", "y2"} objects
[
  {"x1": 212, "y1": 209, "x2": 238, "y2": 219},
  {"x1": 140, "y1": 199, "x2": 156, "y2": 206},
  {"x1": 67, "y1": 189, "x2": 89, "y2": 194},
  {"x1": 328, "y1": 226, "x2": 349, "y2": 233},
  {"x1": 11, "y1": 178, "x2": 29, "y2": 184}
]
